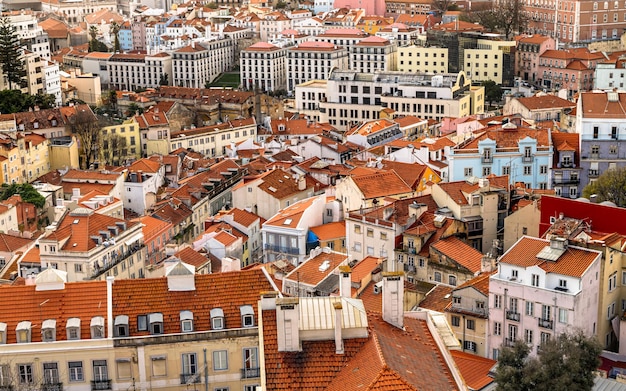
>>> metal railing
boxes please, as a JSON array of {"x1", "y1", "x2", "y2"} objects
[
  {"x1": 91, "y1": 380, "x2": 112, "y2": 390},
  {"x1": 263, "y1": 244, "x2": 299, "y2": 255},
  {"x1": 506, "y1": 311, "x2": 520, "y2": 321},
  {"x1": 42, "y1": 383, "x2": 63, "y2": 391},
  {"x1": 180, "y1": 373, "x2": 201, "y2": 384},
  {"x1": 538, "y1": 318, "x2": 553, "y2": 329},
  {"x1": 240, "y1": 367, "x2": 261, "y2": 379}
]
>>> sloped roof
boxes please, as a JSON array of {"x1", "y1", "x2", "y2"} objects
[
  {"x1": 419, "y1": 284, "x2": 453, "y2": 312},
  {"x1": 516, "y1": 95, "x2": 575, "y2": 111},
  {"x1": 284, "y1": 250, "x2": 346, "y2": 287},
  {"x1": 499, "y1": 236, "x2": 600, "y2": 277},
  {"x1": 431, "y1": 236, "x2": 483, "y2": 274},
  {"x1": 352, "y1": 171, "x2": 412, "y2": 199},
  {"x1": 310, "y1": 221, "x2": 346, "y2": 241},
  {"x1": 450, "y1": 350, "x2": 496, "y2": 390}
]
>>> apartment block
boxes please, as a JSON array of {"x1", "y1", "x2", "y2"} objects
[
  {"x1": 287, "y1": 41, "x2": 348, "y2": 91},
  {"x1": 107, "y1": 52, "x2": 172, "y2": 91},
  {"x1": 240, "y1": 42, "x2": 287, "y2": 92},
  {"x1": 397, "y1": 45, "x2": 449, "y2": 74},
  {"x1": 350, "y1": 36, "x2": 396, "y2": 73},
  {"x1": 171, "y1": 40, "x2": 235, "y2": 88}
]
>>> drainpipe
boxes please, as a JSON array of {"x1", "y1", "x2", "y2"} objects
[
  {"x1": 203, "y1": 348, "x2": 208, "y2": 391},
  {"x1": 462, "y1": 315, "x2": 466, "y2": 352},
  {"x1": 106, "y1": 276, "x2": 114, "y2": 339}
]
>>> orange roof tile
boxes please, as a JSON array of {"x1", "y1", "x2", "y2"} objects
[
  {"x1": 284, "y1": 251, "x2": 346, "y2": 286},
  {"x1": 173, "y1": 247, "x2": 210, "y2": 268},
  {"x1": 419, "y1": 284, "x2": 453, "y2": 312},
  {"x1": 450, "y1": 350, "x2": 496, "y2": 390},
  {"x1": 352, "y1": 171, "x2": 413, "y2": 199},
  {"x1": 351, "y1": 256, "x2": 381, "y2": 283},
  {"x1": 309, "y1": 221, "x2": 346, "y2": 241},
  {"x1": 431, "y1": 236, "x2": 483, "y2": 273}
]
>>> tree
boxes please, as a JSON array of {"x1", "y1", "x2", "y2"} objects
[
  {"x1": 0, "y1": 18, "x2": 26, "y2": 90},
  {"x1": 431, "y1": 0, "x2": 453, "y2": 15},
  {"x1": 583, "y1": 166, "x2": 626, "y2": 207},
  {"x1": 495, "y1": 332, "x2": 601, "y2": 391},
  {"x1": 482, "y1": 80, "x2": 503, "y2": 107},
  {"x1": 462, "y1": 0, "x2": 528, "y2": 39},
  {"x1": 102, "y1": 133, "x2": 127, "y2": 165},
  {"x1": 126, "y1": 102, "x2": 143, "y2": 117},
  {"x1": 67, "y1": 108, "x2": 102, "y2": 169},
  {"x1": 275, "y1": 0, "x2": 287, "y2": 8},
  {"x1": 0, "y1": 90, "x2": 56, "y2": 113},
  {"x1": 0, "y1": 183, "x2": 46, "y2": 209},
  {"x1": 88, "y1": 25, "x2": 108, "y2": 53},
  {"x1": 110, "y1": 21, "x2": 121, "y2": 53}
]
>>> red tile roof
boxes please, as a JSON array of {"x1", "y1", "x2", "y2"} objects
[
  {"x1": 500, "y1": 237, "x2": 600, "y2": 277},
  {"x1": 310, "y1": 221, "x2": 346, "y2": 241},
  {"x1": 285, "y1": 251, "x2": 346, "y2": 286},
  {"x1": 352, "y1": 171, "x2": 413, "y2": 199},
  {"x1": 431, "y1": 236, "x2": 483, "y2": 274},
  {"x1": 450, "y1": 350, "x2": 496, "y2": 390},
  {"x1": 419, "y1": 284, "x2": 453, "y2": 312}
]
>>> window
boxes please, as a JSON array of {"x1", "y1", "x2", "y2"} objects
[
  {"x1": 16, "y1": 321, "x2": 31, "y2": 343},
  {"x1": 18, "y1": 364, "x2": 33, "y2": 384},
  {"x1": 148, "y1": 313, "x2": 163, "y2": 335},
  {"x1": 180, "y1": 311, "x2": 193, "y2": 333},
  {"x1": 114, "y1": 315, "x2": 129, "y2": 337},
  {"x1": 540, "y1": 165, "x2": 547, "y2": 174},
  {"x1": 213, "y1": 350, "x2": 228, "y2": 371},
  {"x1": 609, "y1": 272, "x2": 617, "y2": 291},
  {"x1": 242, "y1": 347, "x2": 259, "y2": 378},
  {"x1": 68, "y1": 361, "x2": 83, "y2": 382},
  {"x1": 240, "y1": 305, "x2": 255, "y2": 327},
  {"x1": 449, "y1": 275, "x2": 457, "y2": 286},
  {"x1": 510, "y1": 298, "x2": 519, "y2": 314},
  {"x1": 211, "y1": 308, "x2": 225, "y2": 330},
  {"x1": 542, "y1": 305, "x2": 551, "y2": 320},
  {"x1": 93, "y1": 360, "x2": 108, "y2": 382},
  {"x1": 525, "y1": 329, "x2": 534, "y2": 344},
  {"x1": 540, "y1": 332, "x2": 550, "y2": 344},
  {"x1": 531, "y1": 274, "x2": 539, "y2": 287},
  {"x1": 494, "y1": 294, "x2": 502, "y2": 308},
  {"x1": 43, "y1": 362, "x2": 59, "y2": 385},
  {"x1": 453, "y1": 296, "x2": 462, "y2": 304},
  {"x1": 42, "y1": 319, "x2": 56, "y2": 342},
  {"x1": 181, "y1": 353, "x2": 197, "y2": 380},
  {"x1": 526, "y1": 301, "x2": 534, "y2": 316},
  {"x1": 464, "y1": 167, "x2": 473, "y2": 177},
  {"x1": 434, "y1": 272, "x2": 442, "y2": 282},
  {"x1": 464, "y1": 340, "x2": 477, "y2": 352},
  {"x1": 559, "y1": 308, "x2": 568, "y2": 324},
  {"x1": 137, "y1": 315, "x2": 147, "y2": 331},
  {"x1": 508, "y1": 324, "x2": 518, "y2": 341},
  {"x1": 502, "y1": 166, "x2": 510, "y2": 175},
  {"x1": 483, "y1": 167, "x2": 491, "y2": 176},
  {"x1": 354, "y1": 225, "x2": 361, "y2": 234},
  {"x1": 151, "y1": 356, "x2": 166, "y2": 377},
  {"x1": 467, "y1": 319, "x2": 475, "y2": 330},
  {"x1": 494, "y1": 322, "x2": 501, "y2": 335},
  {"x1": 559, "y1": 279, "x2": 567, "y2": 289},
  {"x1": 451, "y1": 316, "x2": 460, "y2": 327},
  {"x1": 91, "y1": 317, "x2": 104, "y2": 339},
  {"x1": 593, "y1": 126, "x2": 599, "y2": 139},
  {"x1": 523, "y1": 166, "x2": 532, "y2": 175}
]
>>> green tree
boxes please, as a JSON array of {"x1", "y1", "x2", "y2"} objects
[
  {"x1": 0, "y1": 90, "x2": 56, "y2": 113},
  {"x1": 495, "y1": 332, "x2": 601, "y2": 391},
  {"x1": 482, "y1": 80, "x2": 503, "y2": 107},
  {"x1": 88, "y1": 25, "x2": 108, "y2": 53},
  {"x1": 583, "y1": 166, "x2": 626, "y2": 206},
  {"x1": 275, "y1": 0, "x2": 287, "y2": 8},
  {"x1": 0, "y1": 18, "x2": 26, "y2": 90},
  {"x1": 0, "y1": 183, "x2": 46, "y2": 208},
  {"x1": 126, "y1": 102, "x2": 143, "y2": 117}
]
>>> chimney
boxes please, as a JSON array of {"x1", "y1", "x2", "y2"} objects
[
  {"x1": 297, "y1": 175, "x2": 306, "y2": 191},
  {"x1": 334, "y1": 302, "x2": 344, "y2": 354},
  {"x1": 106, "y1": 276, "x2": 114, "y2": 339},
  {"x1": 261, "y1": 291, "x2": 278, "y2": 310},
  {"x1": 339, "y1": 265, "x2": 352, "y2": 298},
  {"x1": 382, "y1": 271, "x2": 404, "y2": 329},
  {"x1": 276, "y1": 297, "x2": 301, "y2": 352}
]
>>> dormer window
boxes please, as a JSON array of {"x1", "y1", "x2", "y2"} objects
[
  {"x1": 0, "y1": 322, "x2": 6, "y2": 344},
  {"x1": 240, "y1": 305, "x2": 255, "y2": 328},
  {"x1": 90, "y1": 316, "x2": 104, "y2": 339},
  {"x1": 16, "y1": 321, "x2": 31, "y2": 343},
  {"x1": 210, "y1": 308, "x2": 224, "y2": 330},
  {"x1": 180, "y1": 311, "x2": 193, "y2": 333},
  {"x1": 66, "y1": 317, "x2": 80, "y2": 340},
  {"x1": 51, "y1": 119, "x2": 57, "y2": 127},
  {"x1": 33, "y1": 121, "x2": 39, "y2": 129},
  {"x1": 114, "y1": 315, "x2": 129, "y2": 337},
  {"x1": 42, "y1": 319, "x2": 56, "y2": 342},
  {"x1": 148, "y1": 313, "x2": 163, "y2": 335}
]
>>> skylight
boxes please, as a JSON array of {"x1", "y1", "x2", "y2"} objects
[
  {"x1": 283, "y1": 219, "x2": 292, "y2": 225},
  {"x1": 73, "y1": 219, "x2": 79, "y2": 224}
]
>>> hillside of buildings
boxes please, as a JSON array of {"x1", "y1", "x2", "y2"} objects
[{"x1": 0, "y1": 0, "x2": 625, "y2": 390}]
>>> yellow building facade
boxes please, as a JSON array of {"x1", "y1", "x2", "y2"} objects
[
  {"x1": 397, "y1": 45, "x2": 449, "y2": 74},
  {"x1": 100, "y1": 119, "x2": 141, "y2": 165}
]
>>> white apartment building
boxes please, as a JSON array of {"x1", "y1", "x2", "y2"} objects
[
  {"x1": 287, "y1": 41, "x2": 348, "y2": 91},
  {"x1": 6, "y1": 13, "x2": 50, "y2": 60},
  {"x1": 318, "y1": 69, "x2": 484, "y2": 129},
  {"x1": 260, "y1": 11, "x2": 293, "y2": 42},
  {"x1": 83, "y1": 52, "x2": 114, "y2": 87},
  {"x1": 240, "y1": 42, "x2": 287, "y2": 92},
  {"x1": 293, "y1": 17, "x2": 326, "y2": 37},
  {"x1": 489, "y1": 236, "x2": 601, "y2": 360},
  {"x1": 42, "y1": 61, "x2": 62, "y2": 107},
  {"x1": 171, "y1": 39, "x2": 235, "y2": 88},
  {"x1": 170, "y1": 117, "x2": 257, "y2": 157},
  {"x1": 41, "y1": 0, "x2": 117, "y2": 24},
  {"x1": 397, "y1": 45, "x2": 449, "y2": 74},
  {"x1": 107, "y1": 52, "x2": 173, "y2": 90},
  {"x1": 351, "y1": 36, "x2": 396, "y2": 73},
  {"x1": 314, "y1": 28, "x2": 369, "y2": 68},
  {"x1": 294, "y1": 80, "x2": 327, "y2": 123},
  {"x1": 376, "y1": 22, "x2": 420, "y2": 47}
]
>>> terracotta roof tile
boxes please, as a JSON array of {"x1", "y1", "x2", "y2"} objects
[
  {"x1": 284, "y1": 251, "x2": 346, "y2": 287},
  {"x1": 352, "y1": 171, "x2": 413, "y2": 199},
  {"x1": 419, "y1": 284, "x2": 453, "y2": 312},
  {"x1": 431, "y1": 236, "x2": 483, "y2": 274},
  {"x1": 450, "y1": 350, "x2": 496, "y2": 390},
  {"x1": 309, "y1": 221, "x2": 345, "y2": 241}
]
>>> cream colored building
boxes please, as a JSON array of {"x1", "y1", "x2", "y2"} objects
[
  {"x1": 293, "y1": 80, "x2": 327, "y2": 123},
  {"x1": 23, "y1": 50, "x2": 44, "y2": 96},
  {"x1": 0, "y1": 133, "x2": 50, "y2": 184},
  {"x1": 100, "y1": 119, "x2": 141, "y2": 165},
  {"x1": 0, "y1": 266, "x2": 274, "y2": 391},
  {"x1": 350, "y1": 36, "x2": 396, "y2": 73},
  {"x1": 397, "y1": 45, "x2": 448, "y2": 74},
  {"x1": 49, "y1": 135, "x2": 80, "y2": 171},
  {"x1": 107, "y1": 52, "x2": 172, "y2": 91},
  {"x1": 170, "y1": 117, "x2": 256, "y2": 158},
  {"x1": 287, "y1": 41, "x2": 348, "y2": 91},
  {"x1": 464, "y1": 39, "x2": 516, "y2": 85},
  {"x1": 172, "y1": 40, "x2": 235, "y2": 88}
]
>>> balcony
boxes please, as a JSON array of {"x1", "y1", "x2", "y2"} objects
[
  {"x1": 481, "y1": 155, "x2": 493, "y2": 164},
  {"x1": 403, "y1": 264, "x2": 416, "y2": 273},
  {"x1": 506, "y1": 311, "x2": 520, "y2": 321},
  {"x1": 504, "y1": 338, "x2": 517, "y2": 347},
  {"x1": 559, "y1": 161, "x2": 573, "y2": 168},
  {"x1": 241, "y1": 367, "x2": 261, "y2": 379},
  {"x1": 180, "y1": 373, "x2": 201, "y2": 384},
  {"x1": 522, "y1": 156, "x2": 533, "y2": 163},
  {"x1": 404, "y1": 246, "x2": 417, "y2": 254},
  {"x1": 588, "y1": 169, "x2": 599, "y2": 178},
  {"x1": 92, "y1": 243, "x2": 146, "y2": 278},
  {"x1": 264, "y1": 244, "x2": 300, "y2": 255},
  {"x1": 91, "y1": 380, "x2": 112, "y2": 391},
  {"x1": 538, "y1": 318, "x2": 553, "y2": 329},
  {"x1": 552, "y1": 178, "x2": 579, "y2": 185},
  {"x1": 42, "y1": 383, "x2": 63, "y2": 391}
]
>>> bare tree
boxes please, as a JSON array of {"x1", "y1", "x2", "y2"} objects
[
  {"x1": 102, "y1": 134, "x2": 128, "y2": 166},
  {"x1": 67, "y1": 107, "x2": 101, "y2": 169},
  {"x1": 463, "y1": 0, "x2": 528, "y2": 39},
  {"x1": 431, "y1": 0, "x2": 453, "y2": 15}
]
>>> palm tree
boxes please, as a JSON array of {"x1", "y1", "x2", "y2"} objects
[{"x1": 110, "y1": 21, "x2": 121, "y2": 53}]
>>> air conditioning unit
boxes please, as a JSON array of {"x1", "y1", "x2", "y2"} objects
[
  {"x1": 373, "y1": 281, "x2": 383, "y2": 295},
  {"x1": 550, "y1": 216, "x2": 557, "y2": 224}
]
